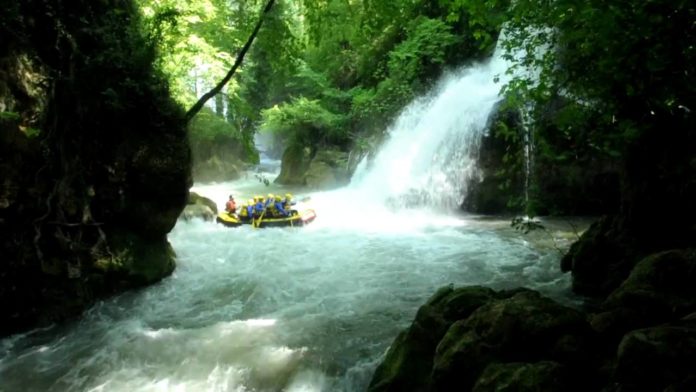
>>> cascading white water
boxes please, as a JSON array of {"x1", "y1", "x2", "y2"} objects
[{"x1": 351, "y1": 49, "x2": 512, "y2": 210}]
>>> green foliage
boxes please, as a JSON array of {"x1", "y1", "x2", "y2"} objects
[
  {"x1": 387, "y1": 17, "x2": 458, "y2": 86},
  {"x1": 136, "y1": 0, "x2": 513, "y2": 167},
  {"x1": 189, "y1": 106, "x2": 258, "y2": 163},
  {"x1": 439, "y1": 0, "x2": 509, "y2": 51},
  {"x1": 189, "y1": 107, "x2": 239, "y2": 142},
  {"x1": 260, "y1": 97, "x2": 347, "y2": 149},
  {"x1": 503, "y1": 0, "x2": 695, "y2": 154},
  {"x1": 0, "y1": 112, "x2": 20, "y2": 121}
]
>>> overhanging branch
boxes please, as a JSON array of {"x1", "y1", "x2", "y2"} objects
[{"x1": 185, "y1": 0, "x2": 276, "y2": 123}]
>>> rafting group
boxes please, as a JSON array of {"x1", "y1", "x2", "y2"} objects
[{"x1": 217, "y1": 193, "x2": 317, "y2": 228}]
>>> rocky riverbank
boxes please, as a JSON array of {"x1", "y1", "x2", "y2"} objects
[{"x1": 369, "y1": 249, "x2": 696, "y2": 391}]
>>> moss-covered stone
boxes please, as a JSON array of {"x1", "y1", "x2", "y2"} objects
[
  {"x1": 304, "y1": 150, "x2": 350, "y2": 189},
  {"x1": 591, "y1": 249, "x2": 696, "y2": 342},
  {"x1": 275, "y1": 146, "x2": 350, "y2": 190},
  {"x1": 188, "y1": 191, "x2": 218, "y2": 214},
  {"x1": 368, "y1": 285, "x2": 499, "y2": 392},
  {"x1": 560, "y1": 216, "x2": 639, "y2": 297},
  {"x1": 431, "y1": 290, "x2": 590, "y2": 391},
  {"x1": 615, "y1": 323, "x2": 696, "y2": 392},
  {"x1": 473, "y1": 361, "x2": 572, "y2": 392},
  {"x1": 275, "y1": 144, "x2": 312, "y2": 185}
]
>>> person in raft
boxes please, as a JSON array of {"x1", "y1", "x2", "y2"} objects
[
  {"x1": 238, "y1": 199, "x2": 254, "y2": 222},
  {"x1": 225, "y1": 195, "x2": 237, "y2": 215}
]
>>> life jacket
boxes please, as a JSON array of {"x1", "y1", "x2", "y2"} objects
[
  {"x1": 275, "y1": 201, "x2": 288, "y2": 216},
  {"x1": 239, "y1": 205, "x2": 249, "y2": 218},
  {"x1": 225, "y1": 200, "x2": 236, "y2": 212},
  {"x1": 266, "y1": 202, "x2": 278, "y2": 217},
  {"x1": 246, "y1": 205, "x2": 254, "y2": 217}
]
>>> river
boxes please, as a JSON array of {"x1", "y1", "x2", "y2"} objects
[
  {"x1": 0, "y1": 168, "x2": 585, "y2": 391},
  {"x1": 1, "y1": 42, "x2": 586, "y2": 391}
]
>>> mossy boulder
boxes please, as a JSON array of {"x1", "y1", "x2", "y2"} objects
[
  {"x1": 94, "y1": 230, "x2": 176, "y2": 288},
  {"x1": 369, "y1": 287, "x2": 595, "y2": 392},
  {"x1": 181, "y1": 204, "x2": 215, "y2": 221},
  {"x1": 304, "y1": 150, "x2": 350, "y2": 189},
  {"x1": 472, "y1": 361, "x2": 573, "y2": 392},
  {"x1": 591, "y1": 249, "x2": 696, "y2": 340},
  {"x1": 275, "y1": 146, "x2": 350, "y2": 190},
  {"x1": 431, "y1": 290, "x2": 591, "y2": 391},
  {"x1": 188, "y1": 191, "x2": 218, "y2": 214},
  {"x1": 615, "y1": 322, "x2": 696, "y2": 391},
  {"x1": 368, "y1": 285, "x2": 499, "y2": 392},
  {"x1": 184, "y1": 191, "x2": 218, "y2": 221},
  {"x1": 275, "y1": 144, "x2": 312, "y2": 185},
  {"x1": 560, "y1": 216, "x2": 640, "y2": 297}
]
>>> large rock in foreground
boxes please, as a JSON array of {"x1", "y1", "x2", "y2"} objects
[{"x1": 369, "y1": 287, "x2": 596, "y2": 392}]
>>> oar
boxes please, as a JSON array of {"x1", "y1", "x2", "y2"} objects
[{"x1": 254, "y1": 206, "x2": 267, "y2": 228}]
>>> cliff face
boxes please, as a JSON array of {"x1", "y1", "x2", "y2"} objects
[{"x1": 0, "y1": 0, "x2": 191, "y2": 336}]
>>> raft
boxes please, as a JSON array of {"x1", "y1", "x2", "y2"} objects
[{"x1": 216, "y1": 209, "x2": 317, "y2": 228}]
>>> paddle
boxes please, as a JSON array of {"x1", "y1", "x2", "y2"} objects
[{"x1": 253, "y1": 206, "x2": 267, "y2": 228}]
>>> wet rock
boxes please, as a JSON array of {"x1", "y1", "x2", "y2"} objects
[
  {"x1": 368, "y1": 285, "x2": 499, "y2": 392},
  {"x1": 560, "y1": 216, "x2": 639, "y2": 297},
  {"x1": 472, "y1": 361, "x2": 573, "y2": 392},
  {"x1": 615, "y1": 323, "x2": 696, "y2": 392},
  {"x1": 275, "y1": 146, "x2": 350, "y2": 190},
  {"x1": 603, "y1": 249, "x2": 696, "y2": 318},
  {"x1": 590, "y1": 249, "x2": 696, "y2": 341},
  {"x1": 275, "y1": 144, "x2": 312, "y2": 185},
  {"x1": 188, "y1": 191, "x2": 218, "y2": 214},
  {"x1": 304, "y1": 150, "x2": 350, "y2": 189},
  {"x1": 181, "y1": 204, "x2": 215, "y2": 221},
  {"x1": 0, "y1": 1, "x2": 191, "y2": 336},
  {"x1": 431, "y1": 290, "x2": 591, "y2": 391}
]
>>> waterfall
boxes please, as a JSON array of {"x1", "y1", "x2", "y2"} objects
[{"x1": 350, "y1": 46, "x2": 513, "y2": 210}]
